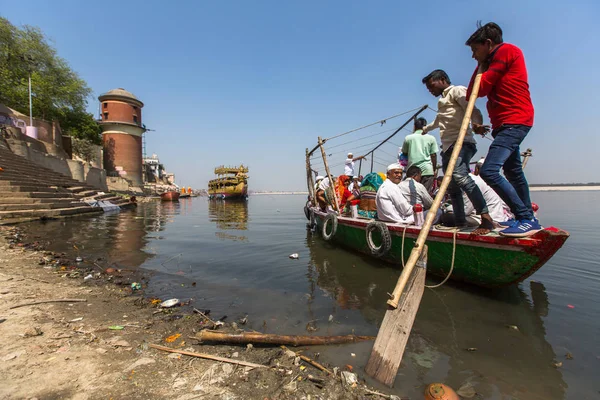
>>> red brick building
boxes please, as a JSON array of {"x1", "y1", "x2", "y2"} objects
[{"x1": 98, "y1": 88, "x2": 146, "y2": 186}]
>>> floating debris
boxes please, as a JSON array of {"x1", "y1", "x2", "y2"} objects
[
  {"x1": 75, "y1": 256, "x2": 83, "y2": 263},
  {"x1": 566, "y1": 352, "x2": 574, "y2": 360},
  {"x1": 160, "y1": 299, "x2": 180, "y2": 308},
  {"x1": 553, "y1": 361, "x2": 563, "y2": 368},
  {"x1": 466, "y1": 347, "x2": 478, "y2": 352},
  {"x1": 507, "y1": 325, "x2": 519, "y2": 331},
  {"x1": 131, "y1": 282, "x2": 142, "y2": 290},
  {"x1": 289, "y1": 253, "x2": 299, "y2": 259}
]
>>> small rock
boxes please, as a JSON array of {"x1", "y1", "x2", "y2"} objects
[
  {"x1": 193, "y1": 384, "x2": 204, "y2": 392},
  {"x1": 294, "y1": 356, "x2": 301, "y2": 366},
  {"x1": 231, "y1": 352, "x2": 239, "y2": 358},
  {"x1": 246, "y1": 344, "x2": 253, "y2": 351},
  {"x1": 168, "y1": 353, "x2": 181, "y2": 360},
  {"x1": 2, "y1": 350, "x2": 25, "y2": 361},
  {"x1": 22, "y1": 327, "x2": 43, "y2": 338},
  {"x1": 96, "y1": 348, "x2": 108, "y2": 354},
  {"x1": 283, "y1": 349, "x2": 296, "y2": 358},
  {"x1": 457, "y1": 383, "x2": 477, "y2": 398},
  {"x1": 112, "y1": 340, "x2": 131, "y2": 348}
]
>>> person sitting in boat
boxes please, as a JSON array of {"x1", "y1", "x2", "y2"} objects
[
  {"x1": 376, "y1": 163, "x2": 414, "y2": 224},
  {"x1": 401, "y1": 117, "x2": 439, "y2": 193},
  {"x1": 336, "y1": 175, "x2": 353, "y2": 209},
  {"x1": 344, "y1": 152, "x2": 366, "y2": 178},
  {"x1": 421, "y1": 68, "x2": 494, "y2": 234},
  {"x1": 316, "y1": 176, "x2": 337, "y2": 211},
  {"x1": 398, "y1": 166, "x2": 434, "y2": 209},
  {"x1": 343, "y1": 173, "x2": 382, "y2": 218},
  {"x1": 442, "y1": 168, "x2": 514, "y2": 227}
]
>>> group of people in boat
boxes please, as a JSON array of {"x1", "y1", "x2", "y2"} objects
[{"x1": 314, "y1": 22, "x2": 541, "y2": 238}]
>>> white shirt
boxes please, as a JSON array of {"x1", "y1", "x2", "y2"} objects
[
  {"x1": 344, "y1": 158, "x2": 355, "y2": 176},
  {"x1": 376, "y1": 179, "x2": 414, "y2": 224},
  {"x1": 398, "y1": 178, "x2": 434, "y2": 210},
  {"x1": 423, "y1": 85, "x2": 484, "y2": 152},
  {"x1": 464, "y1": 174, "x2": 513, "y2": 222},
  {"x1": 318, "y1": 177, "x2": 331, "y2": 191}
]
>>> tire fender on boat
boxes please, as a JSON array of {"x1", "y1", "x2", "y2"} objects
[
  {"x1": 322, "y1": 213, "x2": 338, "y2": 241},
  {"x1": 366, "y1": 221, "x2": 392, "y2": 257}
]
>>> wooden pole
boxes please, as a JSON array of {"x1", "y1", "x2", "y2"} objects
[
  {"x1": 521, "y1": 148, "x2": 532, "y2": 169},
  {"x1": 318, "y1": 137, "x2": 340, "y2": 212},
  {"x1": 197, "y1": 330, "x2": 374, "y2": 346},
  {"x1": 358, "y1": 159, "x2": 362, "y2": 176},
  {"x1": 365, "y1": 70, "x2": 483, "y2": 387},
  {"x1": 306, "y1": 148, "x2": 315, "y2": 200}
]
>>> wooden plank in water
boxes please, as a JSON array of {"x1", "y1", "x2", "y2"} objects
[{"x1": 365, "y1": 247, "x2": 427, "y2": 387}]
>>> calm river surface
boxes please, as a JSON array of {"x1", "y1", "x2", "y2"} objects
[{"x1": 22, "y1": 192, "x2": 600, "y2": 399}]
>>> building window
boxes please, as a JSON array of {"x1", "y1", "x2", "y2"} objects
[
  {"x1": 133, "y1": 106, "x2": 137, "y2": 111},
  {"x1": 103, "y1": 112, "x2": 108, "y2": 120},
  {"x1": 133, "y1": 115, "x2": 138, "y2": 124},
  {"x1": 103, "y1": 103, "x2": 107, "y2": 109}
]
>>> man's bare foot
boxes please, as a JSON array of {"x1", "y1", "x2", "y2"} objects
[{"x1": 472, "y1": 214, "x2": 494, "y2": 235}]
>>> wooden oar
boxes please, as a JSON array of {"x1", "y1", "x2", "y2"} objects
[{"x1": 365, "y1": 70, "x2": 483, "y2": 387}]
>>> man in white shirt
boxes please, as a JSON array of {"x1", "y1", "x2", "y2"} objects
[
  {"x1": 344, "y1": 152, "x2": 366, "y2": 177},
  {"x1": 422, "y1": 69, "x2": 494, "y2": 234},
  {"x1": 398, "y1": 166, "x2": 434, "y2": 209},
  {"x1": 444, "y1": 173, "x2": 513, "y2": 226},
  {"x1": 376, "y1": 164, "x2": 414, "y2": 224}
]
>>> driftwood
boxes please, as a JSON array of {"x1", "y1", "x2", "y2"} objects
[
  {"x1": 9, "y1": 299, "x2": 87, "y2": 309},
  {"x1": 196, "y1": 330, "x2": 375, "y2": 346},
  {"x1": 149, "y1": 344, "x2": 268, "y2": 369},
  {"x1": 281, "y1": 345, "x2": 332, "y2": 375}
]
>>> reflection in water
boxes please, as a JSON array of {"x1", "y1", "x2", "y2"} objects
[
  {"x1": 23, "y1": 201, "x2": 173, "y2": 269},
  {"x1": 208, "y1": 200, "x2": 249, "y2": 241},
  {"x1": 306, "y1": 231, "x2": 566, "y2": 400}
]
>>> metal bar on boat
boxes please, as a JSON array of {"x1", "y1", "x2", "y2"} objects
[{"x1": 363, "y1": 104, "x2": 427, "y2": 158}]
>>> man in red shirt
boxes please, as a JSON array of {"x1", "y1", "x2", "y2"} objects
[{"x1": 465, "y1": 22, "x2": 541, "y2": 237}]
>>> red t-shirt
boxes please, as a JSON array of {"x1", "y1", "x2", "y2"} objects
[{"x1": 466, "y1": 43, "x2": 534, "y2": 129}]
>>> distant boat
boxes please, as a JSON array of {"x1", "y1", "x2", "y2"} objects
[
  {"x1": 208, "y1": 165, "x2": 249, "y2": 200},
  {"x1": 160, "y1": 191, "x2": 180, "y2": 201}
]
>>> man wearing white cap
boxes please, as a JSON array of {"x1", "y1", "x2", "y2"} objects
[
  {"x1": 344, "y1": 152, "x2": 366, "y2": 177},
  {"x1": 376, "y1": 163, "x2": 414, "y2": 224}
]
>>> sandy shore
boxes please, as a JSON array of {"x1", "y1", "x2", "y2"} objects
[{"x1": 0, "y1": 225, "x2": 393, "y2": 400}]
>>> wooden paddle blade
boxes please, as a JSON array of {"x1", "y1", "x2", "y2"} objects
[{"x1": 365, "y1": 248, "x2": 427, "y2": 387}]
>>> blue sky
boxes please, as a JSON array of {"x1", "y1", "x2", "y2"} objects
[{"x1": 2, "y1": 0, "x2": 598, "y2": 190}]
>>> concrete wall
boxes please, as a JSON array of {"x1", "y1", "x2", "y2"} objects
[
  {"x1": 6, "y1": 137, "x2": 107, "y2": 191},
  {"x1": 106, "y1": 177, "x2": 131, "y2": 192}
]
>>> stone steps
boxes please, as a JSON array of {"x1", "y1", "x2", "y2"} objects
[{"x1": 0, "y1": 144, "x2": 133, "y2": 223}]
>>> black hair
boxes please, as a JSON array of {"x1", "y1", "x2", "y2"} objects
[
  {"x1": 421, "y1": 69, "x2": 451, "y2": 85},
  {"x1": 406, "y1": 165, "x2": 422, "y2": 178},
  {"x1": 414, "y1": 117, "x2": 427, "y2": 131},
  {"x1": 465, "y1": 22, "x2": 503, "y2": 46}
]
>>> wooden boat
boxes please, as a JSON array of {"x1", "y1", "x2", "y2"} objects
[
  {"x1": 160, "y1": 191, "x2": 180, "y2": 201},
  {"x1": 304, "y1": 106, "x2": 570, "y2": 288},
  {"x1": 308, "y1": 208, "x2": 569, "y2": 287},
  {"x1": 208, "y1": 165, "x2": 249, "y2": 200}
]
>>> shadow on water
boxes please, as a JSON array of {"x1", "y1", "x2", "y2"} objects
[{"x1": 305, "y1": 230, "x2": 567, "y2": 399}]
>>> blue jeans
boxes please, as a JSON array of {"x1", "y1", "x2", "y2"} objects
[
  {"x1": 442, "y1": 142, "x2": 488, "y2": 224},
  {"x1": 480, "y1": 124, "x2": 533, "y2": 220}
]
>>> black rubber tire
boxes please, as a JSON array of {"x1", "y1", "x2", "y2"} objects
[
  {"x1": 366, "y1": 221, "x2": 392, "y2": 257},
  {"x1": 322, "y1": 213, "x2": 338, "y2": 241}
]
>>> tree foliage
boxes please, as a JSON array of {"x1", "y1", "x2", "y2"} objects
[{"x1": 0, "y1": 17, "x2": 101, "y2": 144}]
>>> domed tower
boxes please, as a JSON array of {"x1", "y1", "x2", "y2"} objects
[{"x1": 98, "y1": 88, "x2": 146, "y2": 187}]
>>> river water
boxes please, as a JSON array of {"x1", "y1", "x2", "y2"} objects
[{"x1": 22, "y1": 192, "x2": 600, "y2": 399}]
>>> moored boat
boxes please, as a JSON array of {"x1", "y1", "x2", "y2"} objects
[
  {"x1": 307, "y1": 208, "x2": 569, "y2": 287},
  {"x1": 160, "y1": 191, "x2": 180, "y2": 201},
  {"x1": 208, "y1": 165, "x2": 249, "y2": 200}
]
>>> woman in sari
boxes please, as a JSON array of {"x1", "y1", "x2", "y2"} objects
[{"x1": 356, "y1": 172, "x2": 384, "y2": 218}]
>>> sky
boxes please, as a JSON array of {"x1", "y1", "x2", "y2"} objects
[{"x1": 1, "y1": 0, "x2": 599, "y2": 190}]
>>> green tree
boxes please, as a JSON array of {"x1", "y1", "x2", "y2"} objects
[{"x1": 0, "y1": 17, "x2": 100, "y2": 143}]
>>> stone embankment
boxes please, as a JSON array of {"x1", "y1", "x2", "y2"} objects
[{"x1": 0, "y1": 142, "x2": 131, "y2": 224}]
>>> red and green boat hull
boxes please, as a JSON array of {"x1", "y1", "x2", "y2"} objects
[{"x1": 312, "y1": 210, "x2": 569, "y2": 287}]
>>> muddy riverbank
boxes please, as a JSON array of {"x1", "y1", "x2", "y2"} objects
[{"x1": 0, "y1": 225, "x2": 404, "y2": 400}]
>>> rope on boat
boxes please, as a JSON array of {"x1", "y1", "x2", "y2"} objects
[
  {"x1": 425, "y1": 229, "x2": 458, "y2": 289},
  {"x1": 323, "y1": 106, "x2": 424, "y2": 142}
]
